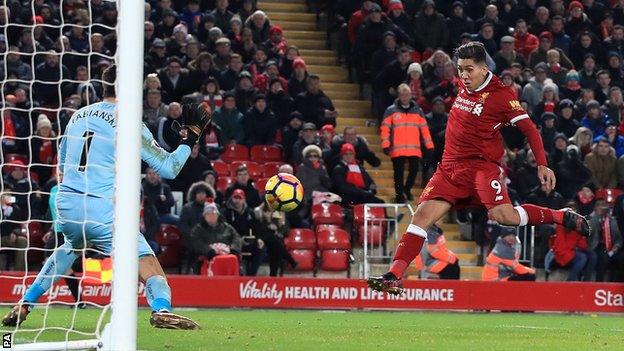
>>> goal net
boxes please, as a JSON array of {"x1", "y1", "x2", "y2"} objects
[{"x1": 0, "y1": 0, "x2": 142, "y2": 349}]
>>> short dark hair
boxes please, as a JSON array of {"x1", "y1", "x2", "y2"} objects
[
  {"x1": 515, "y1": 18, "x2": 526, "y2": 26},
  {"x1": 455, "y1": 41, "x2": 487, "y2": 64},
  {"x1": 102, "y1": 64, "x2": 116, "y2": 98},
  {"x1": 236, "y1": 165, "x2": 248, "y2": 175},
  {"x1": 596, "y1": 69, "x2": 610, "y2": 78},
  {"x1": 166, "y1": 56, "x2": 182, "y2": 66}
]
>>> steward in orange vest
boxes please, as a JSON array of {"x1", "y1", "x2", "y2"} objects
[
  {"x1": 482, "y1": 228, "x2": 536, "y2": 281},
  {"x1": 414, "y1": 224, "x2": 460, "y2": 279}
]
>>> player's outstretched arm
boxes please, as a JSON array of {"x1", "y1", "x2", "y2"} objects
[{"x1": 140, "y1": 103, "x2": 211, "y2": 179}]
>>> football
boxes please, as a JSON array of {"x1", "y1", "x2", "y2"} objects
[{"x1": 264, "y1": 173, "x2": 304, "y2": 212}]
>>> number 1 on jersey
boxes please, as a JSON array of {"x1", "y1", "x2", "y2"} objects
[{"x1": 78, "y1": 131, "x2": 94, "y2": 172}]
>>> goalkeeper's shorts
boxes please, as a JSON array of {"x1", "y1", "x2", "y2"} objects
[{"x1": 56, "y1": 191, "x2": 154, "y2": 257}]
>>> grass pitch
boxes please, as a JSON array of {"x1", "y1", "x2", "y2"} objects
[{"x1": 2, "y1": 308, "x2": 623, "y2": 350}]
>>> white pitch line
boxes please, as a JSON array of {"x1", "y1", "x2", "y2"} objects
[{"x1": 498, "y1": 325, "x2": 624, "y2": 332}]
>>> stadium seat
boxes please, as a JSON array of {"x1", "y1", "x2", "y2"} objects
[
  {"x1": 311, "y1": 203, "x2": 344, "y2": 226},
  {"x1": 595, "y1": 188, "x2": 624, "y2": 206},
  {"x1": 210, "y1": 160, "x2": 230, "y2": 177},
  {"x1": 216, "y1": 176, "x2": 235, "y2": 194},
  {"x1": 284, "y1": 228, "x2": 317, "y2": 250},
  {"x1": 316, "y1": 228, "x2": 351, "y2": 250},
  {"x1": 230, "y1": 161, "x2": 262, "y2": 180},
  {"x1": 261, "y1": 162, "x2": 282, "y2": 178},
  {"x1": 221, "y1": 144, "x2": 249, "y2": 163},
  {"x1": 357, "y1": 223, "x2": 385, "y2": 246},
  {"x1": 3, "y1": 153, "x2": 28, "y2": 164},
  {"x1": 288, "y1": 249, "x2": 316, "y2": 271},
  {"x1": 255, "y1": 177, "x2": 269, "y2": 196},
  {"x1": 315, "y1": 224, "x2": 341, "y2": 232},
  {"x1": 199, "y1": 254, "x2": 240, "y2": 276},
  {"x1": 352, "y1": 204, "x2": 386, "y2": 227},
  {"x1": 155, "y1": 224, "x2": 182, "y2": 268},
  {"x1": 250, "y1": 145, "x2": 282, "y2": 163},
  {"x1": 26, "y1": 221, "x2": 46, "y2": 266},
  {"x1": 319, "y1": 249, "x2": 350, "y2": 271}
]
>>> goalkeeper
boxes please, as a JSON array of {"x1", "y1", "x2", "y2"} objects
[{"x1": 2, "y1": 65, "x2": 208, "y2": 330}]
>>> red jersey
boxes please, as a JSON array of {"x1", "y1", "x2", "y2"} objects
[{"x1": 443, "y1": 72, "x2": 529, "y2": 165}]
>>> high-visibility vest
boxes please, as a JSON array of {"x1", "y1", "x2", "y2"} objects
[
  {"x1": 414, "y1": 234, "x2": 457, "y2": 274},
  {"x1": 380, "y1": 101, "x2": 434, "y2": 158},
  {"x1": 482, "y1": 237, "x2": 533, "y2": 281}
]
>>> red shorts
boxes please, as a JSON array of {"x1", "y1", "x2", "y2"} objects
[{"x1": 419, "y1": 160, "x2": 510, "y2": 210}]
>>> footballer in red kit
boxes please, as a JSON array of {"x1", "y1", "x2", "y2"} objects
[{"x1": 367, "y1": 42, "x2": 590, "y2": 295}]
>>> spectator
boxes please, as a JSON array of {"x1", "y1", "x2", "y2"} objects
[
  {"x1": 2, "y1": 161, "x2": 42, "y2": 219},
  {"x1": 584, "y1": 136, "x2": 618, "y2": 189},
  {"x1": 550, "y1": 133, "x2": 569, "y2": 166},
  {"x1": 580, "y1": 54, "x2": 598, "y2": 89},
  {"x1": 212, "y1": 92, "x2": 244, "y2": 145},
  {"x1": 143, "y1": 89, "x2": 168, "y2": 131},
  {"x1": 34, "y1": 51, "x2": 69, "y2": 107},
  {"x1": 232, "y1": 70, "x2": 257, "y2": 113},
  {"x1": 370, "y1": 32, "x2": 399, "y2": 78},
  {"x1": 236, "y1": 27, "x2": 257, "y2": 64},
  {"x1": 180, "y1": 0, "x2": 202, "y2": 33},
  {"x1": 566, "y1": 1, "x2": 594, "y2": 40},
  {"x1": 157, "y1": 56, "x2": 193, "y2": 103},
  {"x1": 569, "y1": 126, "x2": 594, "y2": 159},
  {"x1": 374, "y1": 46, "x2": 413, "y2": 119},
  {"x1": 414, "y1": 224, "x2": 460, "y2": 280},
  {"x1": 30, "y1": 114, "x2": 57, "y2": 185},
  {"x1": 213, "y1": 37, "x2": 233, "y2": 71},
  {"x1": 188, "y1": 53, "x2": 219, "y2": 91},
  {"x1": 514, "y1": 150, "x2": 541, "y2": 200},
  {"x1": 589, "y1": 200, "x2": 624, "y2": 281},
  {"x1": 581, "y1": 100, "x2": 611, "y2": 137},
  {"x1": 386, "y1": 1, "x2": 415, "y2": 48},
  {"x1": 0, "y1": 47, "x2": 31, "y2": 80},
  {"x1": 211, "y1": 0, "x2": 234, "y2": 30},
  {"x1": 264, "y1": 25, "x2": 287, "y2": 59},
  {"x1": 474, "y1": 4, "x2": 508, "y2": 43},
  {"x1": 255, "y1": 205, "x2": 297, "y2": 276},
  {"x1": 246, "y1": 10, "x2": 270, "y2": 44},
  {"x1": 154, "y1": 102, "x2": 182, "y2": 152},
  {"x1": 188, "y1": 202, "x2": 242, "y2": 274},
  {"x1": 165, "y1": 23, "x2": 189, "y2": 58},
  {"x1": 544, "y1": 49, "x2": 568, "y2": 86},
  {"x1": 281, "y1": 111, "x2": 304, "y2": 163},
  {"x1": 381, "y1": 84, "x2": 434, "y2": 202},
  {"x1": 550, "y1": 15, "x2": 571, "y2": 55},
  {"x1": 328, "y1": 126, "x2": 381, "y2": 170},
  {"x1": 0, "y1": 190, "x2": 27, "y2": 271},
  {"x1": 225, "y1": 165, "x2": 262, "y2": 208},
  {"x1": 472, "y1": 23, "x2": 498, "y2": 57},
  {"x1": 169, "y1": 144, "x2": 212, "y2": 194},
  {"x1": 155, "y1": 8, "x2": 179, "y2": 40},
  {"x1": 570, "y1": 31, "x2": 604, "y2": 73},
  {"x1": 446, "y1": 1, "x2": 474, "y2": 51},
  {"x1": 141, "y1": 167, "x2": 178, "y2": 225},
  {"x1": 493, "y1": 36, "x2": 526, "y2": 74},
  {"x1": 604, "y1": 25, "x2": 624, "y2": 58},
  {"x1": 482, "y1": 228, "x2": 536, "y2": 281},
  {"x1": 241, "y1": 93, "x2": 277, "y2": 147},
  {"x1": 556, "y1": 99, "x2": 580, "y2": 138},
  {"x1": 319, "y1": 124, "x2": 335, "y2": 152},
  {"x1": 548, "y1": 221, "x2": 593, "y2": 281},
  {"x1": 606, "y1": 52, "x2": 624, "y2": 88},
  {"x1": 296, "y1": 144, "x2": 333, "y2": 203},
  {"x1": 528, "y1": 31, "x2": 574, "y2": 70},
  {"x1": 291, "y1": 122, "x2": 321, "y2": 165},
  {"x1": 221, "y1": 189, "x2": 263, "y2": 276},
  {"x1": 331, "y1": 143, "x2": 384, "y2": 205},
  {"x1": 540, "y1": 112, "x2": 558, "y2": 154},
  {"x1": 266, "y1": 78, "x2": 294, "y2": 127},
  {"x1": 253, "y1": 60, "x2": 288, "y2": 93},
  {"x1": 278, "y1": 45, "x2": 299, "y2": 81},
  {"x1": 602, "y1": 121, "x2": 624, "y2": 158},
  {"x1": 513, "y1": 19, "x2": 539, "y2": 59},
  {"x1": 603, "y1": 88, "x2": 624, "y2": 127},
  {"x1": 412, "y1": 0, "x2": 449, "y2": 53},
  {"x1": 218, "y1": 53, "x2": 244, "y2": 91},
  {"x1": 533, "y1": 84, "x2": 559, "y2": 122},
  {"x1": 528, "y1": 6, "x2": 550, "y2": 36},
  {"x1": 593, "y1": 70, "x2": 612, "y2": 105},
  {"x1": 560, "y1": 70, "x2": 582, "y2": 103},
  {"x1": 294, "y1": 75, "x2": 337, "y2": 127},
  {"x1": 522, "y1": 62, "x2": 555, "y2": 114},
  {"x1": 287, "y1": 58, "x2": 309, "y2": 99}
]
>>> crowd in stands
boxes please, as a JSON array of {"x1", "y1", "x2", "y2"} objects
[{"x1": 1, "y1": 0, "x2": 624, "y2": 281}]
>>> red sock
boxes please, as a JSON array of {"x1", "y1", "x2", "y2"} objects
[
  {"x1": 520, "y1": 204, "x2": 564, "y2": 225},
  {"x1": 389, "y1": 233, "x2": 425, "y2": 278}
]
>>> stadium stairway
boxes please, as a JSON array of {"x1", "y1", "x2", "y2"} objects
[{"x1": 258, "y1": 0, "x2": 482, "y2": 280}]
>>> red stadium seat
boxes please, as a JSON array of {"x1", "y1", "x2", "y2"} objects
[
  {"x1": 3, "y1": 153, "x2": 28, "y2": 164},
  {"x1": 595, "y1": 188, "x2": 624, "y2": 206},
  {"x1": 221, "y1": 144, "x2": 249, "y2": 163},
  {"x1": 255, "y1": 177, "x2": 269, "y2": 196},
  {"x1": 26, "y1": 221, "x2": 46, "y2": 266},
  {"x1": 352, "y1": 204, "x2": 386, "y2": 227},
  {"x1": 288, "y1": 249, "x2": 316, "y2": 271},
  {"x1": 319, "y1": 249, "x2": 349, "y2": 271},
  {"x1": 317, "y1": 228, "x2": 351, "y2": 250},
  {"x1": 357, "y1": 223, "x2": 385, "y2": 246},
  {"x1": 230, "y1": 161, "x2": 262, "y2": 180},
  {"x1": 311, "y1": 203, "x2": 344, "y2": 226},
  {"x1": 200, "y1": 254, "x2": 240, "y2": 276},
  {"x1": 216, "y1": 176, "x2": 235, "y2": 194},
  {"x1": 211, "y1": 160, "x2": 230, "y2": 177},
  {"x1": 315, "y1": 224, "x2": 341, "y2": 232},
  {"x1": 155, "y1": 224, "x2": 182, "y2": 268},
  {"x1": 284, "y1": 229, "x2": 317, "y2": 250},
  {"x1": 261, "y1": 162, "x2": 282, "y2": 178},
  {"x1": 250, "y1": 145, "x2": 282, "y2": 163}
]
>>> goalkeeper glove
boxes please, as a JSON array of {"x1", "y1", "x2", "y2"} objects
[{"x1": 180, "y1": 102, "x2": 212, "y2": 147}]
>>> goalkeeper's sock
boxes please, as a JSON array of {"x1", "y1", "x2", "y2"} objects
[
  {"x1": 389, "y1": 224, "x2": 427, "y2": 278},
  {"x1": 146, "y1": 275, "x2": 172, "y2": 312},
  {"x1": 517, "y1": 204, "x2": 563, "y2": 225},
  {"x1": 24, "y1": 243, "x2": 79, "y2": 304}
]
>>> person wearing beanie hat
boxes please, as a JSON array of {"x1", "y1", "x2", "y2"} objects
[
  {"x1": 549, "y1": 132, "x2": 570, "y2": 165},
  {"x1": 332, "y1": 142, "x2": 384, "y2": 206},
  {"x1": 241, "y1": 90, "x2": 278, "y2": 148},
  {"x1": 266, "y1": 25, "x2": 288, "y2": 57},
  {"x1": 606, "y1": 51, "x2": 624, "y2": 88},
  {"x1": 533, "y1": 83, "x2": 559, "y2": 121},
  {"x1": 602, "y1": 118, "x2": 624, "y2": 158},
  {"x1": 581, "y1": 99, "x2": 611, "y2": 137},
  {"x1": 36, "y1": 114, "x2": 52, "y2": 131},
  {"x1": 30, "y1": 113, "x2": 57, "y2": 184},
  {"x1": 560, "y1": 69, "x2": 582, "y2": 102},
  {"x1": 385, "y1": 1, "x2": 414, "y2": 49},
  {"x1": 556, "y1": 98, "x2": 581, "y2": 138},
  {"x1": 288, "y1": 57, "x2": 310, "y2": 98},
  {"x1": 319, "y1": 124, "x2": 335, "y2": 150},
  {"x1": 540, "y1": 112, "x2": 558, "y2": 153},
  {"x1": 412, "y1": 0, "x2": 448, "y2": 54},
  {"x1": 233, "y1": 70, "x2": 255, "y2": 113},
  {"x1": 446, "y1": 2, "x2": 472, "y2": 47},
  {"x1": 291, "y1": 121, "x2": 321, "y2": 165},
  {"x1": 567, "y1": 2, "x2": 593, "y2": 41}
]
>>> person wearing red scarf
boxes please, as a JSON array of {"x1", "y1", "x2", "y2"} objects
[
  {"x1": 331, "y1": 143, "x2": 384, "y2": 205},
  {"x1": 589, "y1": 200, "x2": 624, "y2": 281}
]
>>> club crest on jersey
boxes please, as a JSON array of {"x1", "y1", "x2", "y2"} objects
[{"x1": 479, "y1": 92, "x2": 490, "y2": 103}]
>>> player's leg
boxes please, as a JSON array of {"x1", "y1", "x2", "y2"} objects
[
  {"x1": 477, "y1": 164, "x2": 589, "y2": 235},
  {"x1": 138, "y1": 236, "x2": 200, "y2": 330},
  {"x1": 2, "y1": 240, "x2": 79, "y2": 326}
]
